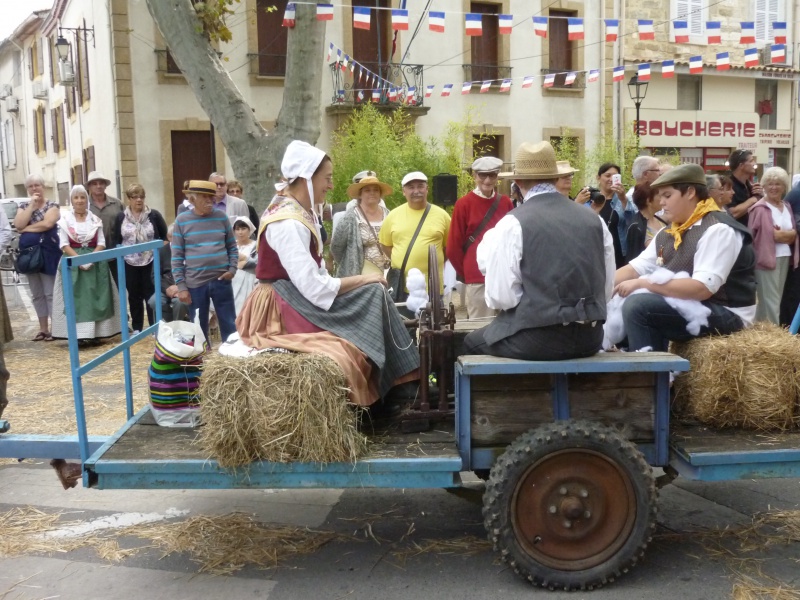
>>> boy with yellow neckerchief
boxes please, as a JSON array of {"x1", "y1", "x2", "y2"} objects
[{"x1": 613, "y1": 164, "x2": 756, "y2": 351}]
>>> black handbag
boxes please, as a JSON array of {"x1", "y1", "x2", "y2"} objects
[
  {"x1": 387, "y1": 205, "x2": 430, "y2": 303},
  {"x1": 15, "y1": 238, "x2": 44, "y2": 274}
]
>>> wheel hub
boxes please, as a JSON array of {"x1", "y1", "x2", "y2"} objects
[{"x1": 511, "y1": 449, "x2": 637, "y2": 571}]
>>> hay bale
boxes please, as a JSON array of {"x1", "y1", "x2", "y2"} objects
[
  {"x1": 671, "y1": 323, "x2": 800, "y2": 430},
  {"x1": 197, "y1": 352, "x2": 368, "y2": 467}
]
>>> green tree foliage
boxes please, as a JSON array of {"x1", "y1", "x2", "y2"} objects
[{"x1": 329, "y1": 104, "x2": 484, "y2": 209}]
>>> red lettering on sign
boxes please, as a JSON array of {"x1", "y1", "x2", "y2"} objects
[
  {"x1": 665, "y1": 121, "x2": 678, "y2": 136},
  {"x1": 708, "y1": 122, "x2": 721, "y2": 136},
  {"x1": 650, "y1": 121, "x2": 662, "y2": 136},
  {"x1": 695, "y1": 121, "x2": 706, "y2": 136},
  {"x1": 722, "y1": 122, "x2": 735, "y2": 136},
  {"x1": 743, "y1": 123, "x2": 755, "y2": 137},
  {"x1": 680, "y1": 121, "x2": 693, "y2": 136}
]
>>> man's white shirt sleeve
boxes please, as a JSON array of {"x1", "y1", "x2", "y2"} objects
[
  {"x1": 600, "y1": 216, "x2": 616, "y2": 302},
  {"x1": 477, "y1": 214, "x2": 523, "y2": 310}
]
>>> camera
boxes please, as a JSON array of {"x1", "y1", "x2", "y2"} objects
[{"x1": 586, "y1": 187, "x2": 606, "y2": 205}]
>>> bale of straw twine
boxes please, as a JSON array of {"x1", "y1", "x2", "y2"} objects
[{"x1": 671, "y1": 323, "x2": 800, "y2": 430}]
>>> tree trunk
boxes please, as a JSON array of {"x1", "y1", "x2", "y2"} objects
[{"x1": 144, "y1": 0, "x2": 325, "y2": 212}]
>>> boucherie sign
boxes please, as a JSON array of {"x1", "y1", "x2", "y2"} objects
[{"x1": 625, "y1": 109, "x2": 760, "y2": 147}]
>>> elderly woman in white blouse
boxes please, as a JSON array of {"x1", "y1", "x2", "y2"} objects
[{"x1": 51, "y1": 185, "x2": 121, "y2": 344}]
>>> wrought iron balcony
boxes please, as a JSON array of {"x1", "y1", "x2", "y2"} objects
[
  {"x1": 540, "y1": 68, "x2": 586, "y2": 90},
  {"x1": 462, "y1": 64, "x2": 512, "y2": 84},
  {"x1": 328, "y1": 61, "x2": 425, "y2": 107}
]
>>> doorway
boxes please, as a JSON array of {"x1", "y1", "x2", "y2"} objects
[{"x1": 170, "y1": 131, "x2": 213, "y2": 214}]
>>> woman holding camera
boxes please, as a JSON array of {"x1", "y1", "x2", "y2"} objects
[{"x1": 578, "y1": 163, "x2": 625, "y2": 267}]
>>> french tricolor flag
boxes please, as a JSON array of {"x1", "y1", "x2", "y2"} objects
[
  {"x1": 353, "y1": 7, "x2": 370, "y2": 30},
  {"x1": 533, "y1": 16, "x2": 548, "y2": 38},
  {"x1": 567, "y1": 18, "x2": 584, "y2": 40},
  {"x1": 744, "y1": 47, "x2": 759, "y2": 68},
  {"x1": 388, "y1": 88, "x2": 397, "y2": 102},
  {"x1": 429, "y1": 11, "x2": 445, "y2": 33},
  {"x1": 543, "y1": 73, "x2": 555, "y2": 88},
  {"x1": 638, "y1": 20, "x2": 654, "y2": 40},
  {"x1": 661, "y1": 60, "x2": 674, "y2": 78},
  {"x1": 773, "y1": 22, "x2": 787, "y2": 44},
  {"x1": 564, "y1": 72, "x2": 577, "y2": 86},
  {"x1": 604, "y1": 19, "x2": 619, "y2": 42},
  {"x1": 316, "y1": 3, "x2": 334, "y2": 21},
  {"x1": 357, "y1": 90, "x2": 364, "y2": 103},
  {"x1": 480, "y1": 81, "x2": 491, "y2": 93},
  {"x1": 392, "y1": 9, "x2": 409, "y2": 31},
  {"x1": 689, "y1": 55, "x2": 703, "y2": 74},
  {"x1": 342, "y1": 54, "x2": 349, "y2": 71},
  {"x1": 716, "y1": 52, "x2": 730, "y2": 71},
  {"x1": 441, "y1": 84, "x2": 453, "y2": 97},
  {"x1": 771, "y1": 44, "x2": 786, "y2": 63},
  {"x1": 372, "y1": 89, "x2": 380, "y2": 103},
  {"x1": 587, "y1": 69, "x2": 599, "y2": 83},
  {"x1": 499, "y1": 14, "x2": 513, "y2": 35},
  {"x1": 612, "y1": 66, "x2": 624, "y2": 82},
  {"x1": 522, "y1": 76, "x2": 534, "y2": 88},
  {"x1": 638, "y1": 63, "x2": 650, "y2": 82},
  {"x1": 706, "y1": 21, "x2": 721, "y2": 44},
  {"x1": 326, "y1": 43, "x2": 333, "y2": 62},
  {"x1": 465, "y1": 14, "x2": 482, "y2": 36},
  {"x1": 500, "y1": 79, "x2": 511, "y2": 92},
  {"x1": 406, "y1": 87, "x2": 416, "y2": 104},
  {"x1": 282, "y1": 3, "x2": 296, "y2": 28},
  {"x1": 425, "y1": 85, "x2": 434, "y2": 98},
  {"x1": 740, "y1": 22, "x2": 755, "y2": 44},
  {"x1": 462, "y1": 81, "x2": 473, "y2": 94},
  {"x1": 673, "y1": 20, "x2": 688, "y2": 43}
]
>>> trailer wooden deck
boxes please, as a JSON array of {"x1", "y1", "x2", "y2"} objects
[{"x1": 85, "y1": 407, "x2": 463, "y2": 490}]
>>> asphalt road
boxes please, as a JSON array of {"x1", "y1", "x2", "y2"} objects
[{"x1": 1, "y1": 277, "x2": 800, "y2": 599}]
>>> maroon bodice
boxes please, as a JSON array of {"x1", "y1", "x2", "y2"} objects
[{"x1": 255, "y1": 223, "x2": 321, "y2": 281}]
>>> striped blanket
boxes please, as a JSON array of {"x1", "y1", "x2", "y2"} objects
[{"x1": 148, "y1": 338, "x2": 205, "y2": 426}]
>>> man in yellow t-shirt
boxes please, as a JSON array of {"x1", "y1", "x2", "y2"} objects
[{"x1": 380, "y1": 171, "x2": 451, "y2": 294}]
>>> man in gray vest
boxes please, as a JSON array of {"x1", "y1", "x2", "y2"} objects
[{"x1": 463, "y1": 140, "x2": 615, "y2": 360}]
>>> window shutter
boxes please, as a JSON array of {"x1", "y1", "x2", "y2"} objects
[
  {"x1": 59, "y1": 104, "x2": 66, "y2": 152},
  {"x1": 33, "y1": 110, "x2": 39, "y2": 154},
  {"x1": 37, "y1": 38, "x2": 44, "y2": 76},
  {"x1": 6, "y1": 120, "x2": 16, "y2": 167},
  {"x1": 51, "y1": 108, "x2": 58, "y2": 153},
  {"x1": 28, "y1": 47, "x2": 34, "y2": 80},
  {"x1": 755, "y1": 0, "x2": 769, "y2": 42},
  {"x1": 87, "y1": 145, "x2": 95, "y2": 173}
]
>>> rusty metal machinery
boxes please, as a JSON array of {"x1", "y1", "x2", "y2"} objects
[{"x1": 401, "y1": 245, "x2": 457, "y2": 431}]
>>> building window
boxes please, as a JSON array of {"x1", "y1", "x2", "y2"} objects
[
  {"x1": 755, "y1": 0, "x2": 783, "y2": 45},
  {"x1": 28, "y1": 40, "x2": 38, "y2": 80},
  {"x1": 255, "y1": 0, "x2": 288, "y2": 76},
  {"x1": 671, "y1": 0, "x2": 707, "y2": 40},
  {"x1": 71, "y1": 164, "x2": 84, "y2": 188},
  {"x1": 165, "y1": 50, "x2": 182, "y2": 75},
  {"x1": 756, "y1": 79, "x2": 778, "y2": 130},
  {"x1": 76, "y1": 22, "x2": 90, "y2": 104},
  {"x1": 351, "y1": 0, "x2": 391, "y2": 76},
  {"x1": 469, "y1": 3, "x2": 499, "y2": 82},
  {"x1": 544, "y1": 9, "x2": 576, "y2": 87},
  {"x1": 48, "y1": 36, "x2": 59, "y2": 86},
  {"x1": 83, "y1": 145, "x2": 96, "y2": 177},
  {"x1": 677, "y1": 75, "x2": 702, "y2": 110},
  {"x1": 33, "y1": 106, "x2": 46, "y2": 155},
  {"x1": 473, "y1": 134, "x2": 503, "y2": 161}
]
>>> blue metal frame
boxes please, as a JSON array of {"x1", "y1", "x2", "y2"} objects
[{"x1": 670, "y1": 446, "x2": 800, "y2": 481}]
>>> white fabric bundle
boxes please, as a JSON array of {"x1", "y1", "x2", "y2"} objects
[
  {"x1": 405, "y1": 268, "x2": 429, "y2": 316},
  {"x1": 603, "y1": 268, "x2": 712, "y2": 350}
]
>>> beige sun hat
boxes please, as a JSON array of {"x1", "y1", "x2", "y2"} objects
[
  {"x1": 85, "y1": 171, "x2": 111, "y2": 186},
  {"x1": 556, "y1": 160, "x2": 580, "y2": 176},
  {"x1": 347, "y1": 176, "x2": 393, "y2": 199},
  {"x1": 507, "y1": 141, "x2": 562, "y2": 179}
]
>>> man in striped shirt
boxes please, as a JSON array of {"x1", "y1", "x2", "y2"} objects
[{"x1": 172, "y1": 180, "x2": 238, "y2": 344}]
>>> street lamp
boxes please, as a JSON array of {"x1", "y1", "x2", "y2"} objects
[
  {"x1": 627, "y1": 74, "x2": 649, "y2": 147},
  {"x1": 55, "y1": 36, "x2": 71, "y2": 61}
]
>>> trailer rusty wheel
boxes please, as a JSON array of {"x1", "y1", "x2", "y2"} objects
[{"x1": 483, "y1": 420, "x2": 656, "y2": 590}]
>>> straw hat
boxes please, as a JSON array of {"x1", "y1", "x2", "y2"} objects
[
  {"x1": 186, "y1": 180, "x2": 217, "y2": 195},
  {"x1": 347, "y1": 176, "x2": 393, "y2": 199},
  {"x1": 556, "y1": 160, "x2": 580, "y2": 176},
  {"x1": 506, "y1": 141, "x2": 561, "y2": 179}
]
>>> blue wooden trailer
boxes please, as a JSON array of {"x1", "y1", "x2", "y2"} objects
[{"x1": 4, "y1": 242, "x2": 800, "y2": 591}]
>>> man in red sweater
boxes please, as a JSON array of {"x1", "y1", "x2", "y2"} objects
[{"x1": 447, "y1": 156, "x2": 513, "y2": 318}]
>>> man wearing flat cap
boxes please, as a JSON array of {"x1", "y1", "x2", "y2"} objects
[
  {"x1": 379, "y1": 171, "x2": 451, "y2": 302},
  {"x1": 464, "y1": 141, "x2": 616, "y2": 360},
  {"x1": 447, "y1": 156, "x2": 513, "y2": 318},
  {"x1": 614, "y1": 164, "x2": 756, "y2": 351}
]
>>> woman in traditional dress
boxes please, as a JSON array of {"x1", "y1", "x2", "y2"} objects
[
  {"x1": 113, "y1": 184, "x2": 168, "y2": 334},
  {"x1": 51, "y1": 185, "x2": 121, "y2": 344},
  {"x1": 747, "y1": 166, "x2": 799, "y2": 324},
  {"x1": 235, "y1": 140, "x2": 418, "y2": 406},
  {"x1": 330, "y1": 175, "x2": 392, "y2": 277},
  {"x1": 230, "y1": 216, "x2": 258, "y2": 315}
]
